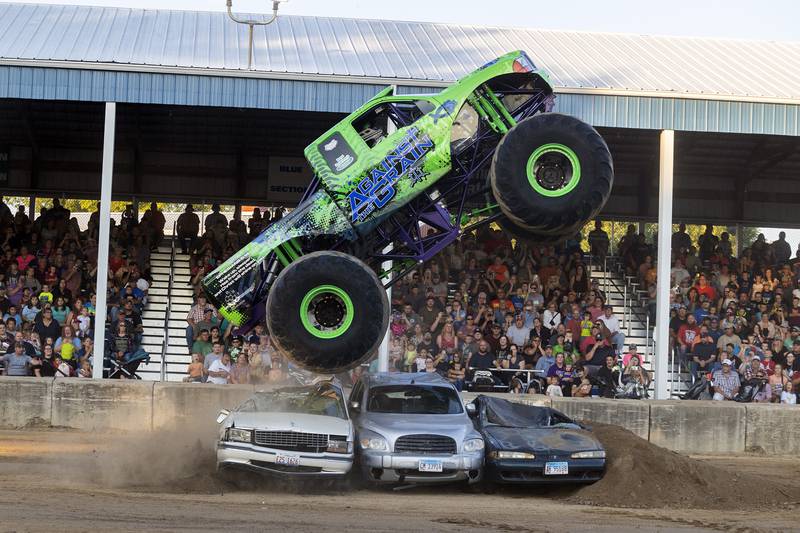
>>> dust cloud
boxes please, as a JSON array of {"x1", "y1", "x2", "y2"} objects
[{"x1": 67, "y1": 419, "x2": 224, "y2": 492}]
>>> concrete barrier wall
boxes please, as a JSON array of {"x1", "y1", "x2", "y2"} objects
[
  {"x1": 744, "y1": 404, "x2": 800, "y2": 455},
  {"x1": 551, "y1": 397, "x2": 650, "y2": 440},
  {"x1": 51, "y1": 379, "x2": 155, "y2": 431},
  {"x1": 2, "y1": 378, "x2": 799, "y2": 455},
  {"x1": 152, "y1": 383, "x2": 255, "y2": 431},
  {"x1": 649, "y1": 401, "x2": 746, "y2": 454},
  {"x1": 0, "y1": 377, "x2": 53, "y2": 428}
]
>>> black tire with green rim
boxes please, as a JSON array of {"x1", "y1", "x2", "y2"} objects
[
  {"x1": 490, "y1": 113, "x2": 613, "y2": 235},
  {"x1": 266, "y1": 251, "x2": 389, "y2": 374}
]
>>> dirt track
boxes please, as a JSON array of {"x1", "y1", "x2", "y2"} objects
[{"x1": 0, "y1": 429, "x2": 798, "y2": 532}]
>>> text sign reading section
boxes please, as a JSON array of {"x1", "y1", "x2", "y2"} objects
[{"x1": 267, "y1": 157, "x2": 314, "y2": 203}]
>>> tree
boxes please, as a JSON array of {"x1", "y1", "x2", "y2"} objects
[{"x1": 580, "y1": 219, "x2": 763, "y2": 257}]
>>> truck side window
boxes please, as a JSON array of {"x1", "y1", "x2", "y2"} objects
[
  {"x1": 450, "y1": 103, "x2": 479, "y2": 151},
  {"x1": 352, "y1": 100, "x2": 433, "y2": 148}
]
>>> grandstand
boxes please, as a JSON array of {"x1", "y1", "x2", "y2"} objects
[{"x1": 0, "y1": 3, "x2": 799, "y2": 399}]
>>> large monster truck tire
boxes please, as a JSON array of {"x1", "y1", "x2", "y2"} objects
[
  {"x1": 266, "y1": 251, "x2": 389, "y2": 374},
  {"x1": 490, "y1": 113, "x2": 613, "y2": 234}
]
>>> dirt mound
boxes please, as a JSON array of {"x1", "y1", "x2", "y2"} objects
[{"x1": 566, "y1": 423, "x2": 794, "y2": 509}]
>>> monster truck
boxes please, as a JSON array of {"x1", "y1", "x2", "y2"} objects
[{"x1": 202, "y1": 50, "x2": 613, "y2": 374}]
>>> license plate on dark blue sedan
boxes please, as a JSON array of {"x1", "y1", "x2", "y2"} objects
[{"x1": 544, "y1": 461, "x2": 569, "y2": 475}]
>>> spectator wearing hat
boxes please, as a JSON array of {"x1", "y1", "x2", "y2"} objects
[
  {"x1": 622, "y1": 344, "x2": 641, "y2": 367},
  {"x1": 705, "y1": 315, "x2": 722, "y2": 341},
  {"x1": 506, "y1": 315, "x2": 531, "y2": 347},
  {"x1": 185, "y1": 294, "x2": 215, "y2": 349},
  {"x1": 717, "y1": 324, "x2": 742, "y2": 352},
  {"x1": 711, "y1": 359, "x2": 740, "y2": 401},
  {"x1": 676, "y1": 314, "x2": 700, "y2": 363},
  {"x1": 739, "y1": 355, "x2": 762, "y2": 381}
]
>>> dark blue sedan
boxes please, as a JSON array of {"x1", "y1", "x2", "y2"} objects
[{"x1": 470, "y1": 396, "x2": 606, "y2": 484}]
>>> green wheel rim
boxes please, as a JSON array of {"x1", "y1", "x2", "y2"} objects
[
  {"x1": 526, "y1": 143, "x2": 581, "y2": 198},
  {"x1": 300, "y1": 284, "x2": 354, "y2": 339}
]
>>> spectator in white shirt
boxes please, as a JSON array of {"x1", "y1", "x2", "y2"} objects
[
  {"x1": 506, "y1": 315, "x2": 531, "y2": 347},
  {"x1": 207, "y1": 353, "x2": 232, "y2": 385},
  {"x1": 598, "y1": 305, "x2": 625, "y2": 354},
  {"x1": 542, "y1": 302, "x2": 562, "y2": 330}
]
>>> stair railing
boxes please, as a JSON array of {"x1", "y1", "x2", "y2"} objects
[{"x1": 160, "y1": 221, "x2": 177, "y2": 381}]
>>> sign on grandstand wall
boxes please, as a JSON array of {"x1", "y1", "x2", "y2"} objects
[
  {"x1": 0, "y1": 147, "x2": 8, "y2": 185},
  {"x1": 267, "y1": 157, "x2": 313, "y2": 204}
]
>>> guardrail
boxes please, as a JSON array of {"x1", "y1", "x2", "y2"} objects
[{"x1": 159, "y1": 222, "x2": 177, "y2": 382}]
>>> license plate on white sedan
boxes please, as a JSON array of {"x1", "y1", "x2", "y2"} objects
[
  {"x1": 275, "y1": 454, "x2": 300, "y2": 466},
  {"x1": 418, "y1": 459, "x2": 443, "y2": 472},
  {"x1": 544, "y1": 461, "x2": 569, "y2": 475}
]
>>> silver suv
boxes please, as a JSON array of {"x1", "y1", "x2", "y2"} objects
[{"x1": 349, "y1": 372, "x2": 484, "y2": 485}]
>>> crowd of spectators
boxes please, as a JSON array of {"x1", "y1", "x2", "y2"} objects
[
  {"x1": 176, "y1": 214, "x2": 800, "y2": 404},
  {"x1": 6, "y1": 192, "x2": 796, "y2": 406},
  {"x1": 381, "y1": 221, "x2": 800, "y2": 404},
  {"x1": 665, "y1": 225, "x2": 800, "y2": 403},
  {"x1": 0, "y1": 196, "x2": 153, "y2": 378},
  {"x1": 176, "y1": 203, "x2": 284, "y2": 296},
  {"x1": 384, "y1": 224, "x2": 636, "y2": 397}
]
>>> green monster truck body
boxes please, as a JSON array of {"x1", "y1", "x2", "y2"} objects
[{"x1": 202, "y1": 50, "x2": 614, "y2": 373}]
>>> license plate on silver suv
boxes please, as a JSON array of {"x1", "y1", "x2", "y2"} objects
[{"x1": 418, "y1": 459, "x2": 443, "y2": 472}]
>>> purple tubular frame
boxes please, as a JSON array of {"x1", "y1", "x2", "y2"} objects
[{"x1": 368, "y1": 89, "x2": 553, "y2": 286}]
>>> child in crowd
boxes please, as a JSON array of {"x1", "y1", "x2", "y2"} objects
[
  {"x1": 183, "y1": 353, "x2": 204, "y2": 383},
  {"x1": 414, "y1": 349, "x2": 429, "y2": 372},
  {"x1": 546, "y1": 375, "x2": 563, "y2": 397},
  {"x1": 781, "y1": 381, "x2": 796, "y2": 404},
  {"x1": 76, "y1": 306, "x2": 92, "y2": 338}
]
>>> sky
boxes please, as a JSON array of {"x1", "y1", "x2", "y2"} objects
[{"x1": 12, "y1": 0, "x2": 800, "y2": 42}]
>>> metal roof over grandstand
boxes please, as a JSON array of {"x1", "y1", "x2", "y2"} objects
[
  {"x1": 0, "y1": 2, "x2": 798, "y2": 136},
  {"x1": 0, "y1": 2, "x2": 798, "y2": 102}
]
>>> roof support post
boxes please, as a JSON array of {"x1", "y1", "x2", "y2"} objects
[
  {"x1": 735, "y1": 224, "x2": 743, "y2": 257},
  {"x1": 377, "y1": 245, "x2": 392, "y2": 373},
  {"x1": 654, "y1": 129, "x2": 674, "y2": 400},
  {"x1": 92, "y1": 102, "x2": 116, "y2": 379}
]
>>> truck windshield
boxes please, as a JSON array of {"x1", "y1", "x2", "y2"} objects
[
  {"x1": 239, "y1": 383, "x2": 347, "y2": 419},
  {"x1": 366, "y1": 385, "x2": 464, "y2": 414}
]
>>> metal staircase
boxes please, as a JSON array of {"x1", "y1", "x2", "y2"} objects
[
  {"x1": 588, "y1": 256, "x2": 689, "y2": 397},
  {"x1": 137, "y1": 237, "x2": 194, "y2": 381}
]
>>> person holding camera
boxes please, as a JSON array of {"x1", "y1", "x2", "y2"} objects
[{"x1": 623, "y1": 354, "x2": 650, "y2": 388}]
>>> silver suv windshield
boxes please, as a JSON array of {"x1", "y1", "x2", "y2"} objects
[
  {"x1": 366, "y1": 385, "x2": 463, "y2": 414},
  {"x1": 239, "y1": 383, "x2": 347, "y2": 419}
]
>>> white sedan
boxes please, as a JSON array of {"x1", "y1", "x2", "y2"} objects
[{"x1": 216, "y1": 380, "x2": 354, "y2": 477}]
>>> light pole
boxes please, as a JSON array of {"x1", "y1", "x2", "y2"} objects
[{"x1": 226, "y1": 0, "x2": 287, "y2": 70}]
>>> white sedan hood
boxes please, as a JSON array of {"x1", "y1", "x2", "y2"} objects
[{"x1": 228, "y1": 411, "x2": 352, "y2": 436}]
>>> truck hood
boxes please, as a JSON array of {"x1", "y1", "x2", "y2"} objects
[
  {"x1": 228, "y1": 411, "x2": 352, "y2": 437},
  {"x1": 483, "y1": 426, "x2": 602, "y2": 454}
]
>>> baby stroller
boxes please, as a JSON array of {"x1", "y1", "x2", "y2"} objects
[
  {"x1": 734, "y1": 378, "x2": 767, "y2": 403},
  {"x1": 105, "y1": 338, "x2": 150, "y2": 380},
  {"x1": 681, "y1": 374, "x2": 713, "y2": 400}
]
